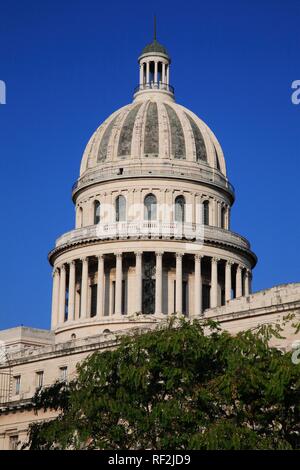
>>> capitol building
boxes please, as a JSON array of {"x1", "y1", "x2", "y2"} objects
[{"x1": 0, "y1": 35, "x2": 299, "y2": 450}]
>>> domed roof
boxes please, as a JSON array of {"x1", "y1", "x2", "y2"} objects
[
  {"x1": 141, "y1": 39, "x2": 169, "y2": 57},
  {"x1": 80, "y1": 98, "x2": 226, "y2": 177}
]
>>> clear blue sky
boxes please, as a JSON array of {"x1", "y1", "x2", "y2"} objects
[{"x1": 0, "y1": 0, "x2": 299, "y2": 330}]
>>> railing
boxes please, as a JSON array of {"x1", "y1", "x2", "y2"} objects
[
  {"x1": 134, "y1": 82, "x2": 174, "y2": 94},
  {"x1": 55, "y1": 222, "x2": 250, "y2": 250},
  {"x1": 72, "y1": 166, "x2": 235, "y2": 195}
]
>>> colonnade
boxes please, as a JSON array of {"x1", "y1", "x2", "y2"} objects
[{"x1": 51, "y1": 252, "x2": 252, "y2": 328}]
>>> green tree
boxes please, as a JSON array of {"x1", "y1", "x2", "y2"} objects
[{"x1": 25, "y1": 319, "x2": 300, "y2": 450}]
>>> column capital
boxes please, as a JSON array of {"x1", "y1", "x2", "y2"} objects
[
  {"x1": 135, "y1": 251, "x2": 143, "y2": 257},
  {"x1": 155, "y1": 251, "x2": 164, "y2": 257},
  {"x1": 194, "y1": 253, "x2": 203, "y2": 261},
  {"x1": 80, "y1": 256, "x2": 88, "y2": 263},
  {"x1": 60, "y1": 264, "x2": 66, "y2": 272},
  {"x1": 97, "y1": 254, "x2": 104, "y2": 260},
  {"x1": 176, "y1": 252, "x2": 183, "y2": 259},
  {"x1": 69, "y1": 260, "x2": 76, "y2": 267},
  {"x1": 52, "y1": 267, "x2": 59, "y2": 277},
  {"x1": 236, "y1": 264, "x2": 243, "y2": 272},
  {"x1": 226, "y1": 259, "x2": 234, "y2": 267},
  {"x1": 115, "y1": 252, "x2": 123, "y2": 259},
  {"x1": 211, "y1": 257, "x2": 220, "y2": 263}
]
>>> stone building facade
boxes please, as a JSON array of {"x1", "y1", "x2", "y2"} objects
[{"x1": 0, "y1": 36, "x2": 299, "y2": 450}]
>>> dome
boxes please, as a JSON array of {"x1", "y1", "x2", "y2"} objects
[
  {"x1": 80, "y1": 99, "x2": 226, "y2": 176},
  {"x1": 141, "y1": 39, "x2": 169, "y2": 57}
]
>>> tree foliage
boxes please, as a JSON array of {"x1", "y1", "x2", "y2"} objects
[{"x1": 25, "y1": 319, "x2": 300, "y2": 450}]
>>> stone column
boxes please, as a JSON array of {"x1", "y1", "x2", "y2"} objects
[
  {"x1": 166, "y1": 65, "x2": 170, "y2": 85},
  {"x1": 175, "y1": 253, "x2": 183, "y2": 314},
  {"x1": 68, "y1": 261, "x2": 76, "y2": 321},
  {"x1": 80, "y1": 257, "x2": 89, "y2": 318},
  {"x1": 194, "y1": 254, "x2": 202, "y2": 316},
  {"x1": 210, "y1": 257, "x2": 219, "y2": 308},
  {"x1": 146, "y1": 61, "x2": 150, "y2": 84},
  {"x1": 162, "y1": 62, "x2": 166, "y2": 84},
  {"x1": 139, "y1": 63, "x2": 143, "y2": 86},
  {"x1": 249, "y1": 271, "x2": 252, "y2": 294},
  {"x1": 58, "y1": 265, "x2": 66, "y2": 324},
  {"x1": 51, "y1": 268, "x2": 60, "y2": 329},
  {"x1": 154, "y1": 61, "x2": 158, "y2": 84},
  {"x1": 213, "y1": 199, "x2": 218, "y2": 226},
  {"x1": 217, "y1": 201, "x2": 221, "y2": 227},
  {"x1": 96, "y1": 255, "x2": 104, "y2": 318},
  {"x1": 135, "y1": 252, "x2": 142, "y2": 313},
  {"x1": 244, "y1": 270, "x2": 251, "y2": 297},
  {"x1": 236, "y1": 265, "x2": 243, "y2": 298},
  {"x1": 225, "y1": 260, "x2": 233, "y2": 302},
  {"x1": 115, "y1": 253, "x2": 123, "y2": 316},
  {"x1": 155, "y1": 251, "x2": 163, "y2": 315}
]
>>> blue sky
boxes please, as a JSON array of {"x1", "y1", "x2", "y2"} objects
[{"x1": 0, "y1": 0, "x2": 299, "y2": 330}]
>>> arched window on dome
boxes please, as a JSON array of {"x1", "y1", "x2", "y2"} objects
[
  {"x1": 175, "y1": 195, "x2": 185, "y2": 223},
  {"x1": 144, "y1": 194, "x2": 157, "y2": 221},
  {"x1": 221, "y1": 207, "x2": 226, "y2": 229},
  {"x1": 115, "y1": 195, "x2": 126, "y2": 222},
  {"x1": 203, "y1": 201, "x2": 209, "y2": 226},
  {"x1": 94, "y1": 200, "x2": 101, "y2": 225}
]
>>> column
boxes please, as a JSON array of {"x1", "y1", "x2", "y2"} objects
[
  {"x1": 166, "y1": 65, "x2": 170, "y2": 85},
  {"x1": 154, "y1": 61, "x2": 158, "y2": 84},
  {"x1": 155, "y1": 251, "x2": 163, "y2": 315},
  {"x1": 135, "y1": 252, "x2": 142, "y2": 313},
  {"x1": 175, "y1": 253, "x2": 183, "y2": 314},
  {"x1": 51, "y1": 268, "x2": 60, "y2": 329},
  {"x1": 139, "y1": 63, "x2": 143, "y2": 86},
  {"x1": 249, "y1": 271, "x2": 252, "y2": 294},
  {"x1": 162, "y1": 63, "x2": 166, "y2": 84},
  {"x1": 68, "y1": 261, "x2": 76, "y2": 321},
  {"x1": 225, "y1": 260, "x2": 233, "y2": 302},
  {"x1": 236, "y1": 265, "x2": 243, "y2": 298},
  {"x1": 58, "y1": 265, "x2": 66, "y2": 324},
  {"x1": 80, "y1": 257, "x2": 89, "y2": 318},
  {"x1": 244, "y1": 270, "x2": 251, "y2": 297},
  {"x1": 115, "y1": 253, "x2": 123, "y2": 316},
  {"x1": 146, "y1": 61, "x2": 150, "y2": 84},
  {"x1": 217, "y1": 201, "x2": 221, "y2": 227},
  {"x1": 96, "y1": 255, "x2": 104, "y2": 318},
  {"x1": 194, "y1": 254, "x2": 202, "y2": 316},
  {"x1": 210, "y1": 257, "x2": 219, "y2": 308},
  {"x1": 213, "y1": 199, "x2": 218, "y2": 226}
]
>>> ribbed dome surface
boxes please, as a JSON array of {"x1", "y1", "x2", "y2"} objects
[
  {"x1": 141, "y1": 39, "x2": 169, "y2": 57},
  {"x1": 80, "y1": 99, "x2": 226, "y2": 176}
]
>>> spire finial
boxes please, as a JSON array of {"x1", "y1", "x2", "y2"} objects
[{"x1": 154, "y1": 15, "x2": 157, "y2": 41}]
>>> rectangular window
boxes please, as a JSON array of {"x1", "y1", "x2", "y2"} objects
[
  {"x1": 9, "y1": 435, "x2": 19, "y2": 450},
  {"x1": 90, "y1": 284, "x2": 97, "y2": 317},
  {"x1": 221, "y1": 289, "x2": 225, "y2": 306},
  {"x1": 174, "y1": 280, "x2": 176, "y2": 313},
  {"x1": 14, "y1": 375, "x2": 21, "y2": 395},
  {"x1": 182, "y1": 281, "x2": 187, "y2": 315},
  {"x1": 59, "y1": 366, "x2": 68, "y2": 382},
  {"x1": 122, "y1": 279, "x2": 126, "y2": 315},
  {"x1": 112, "y1": 281, "x2": 116, "y2": 314},
  {"x1": 65, "y1": 288, "x2": 69, "y2": 321},
  {"x1": 36, "y1": 371, "x2": 44, "y2": 389},
  {"x1": 202, "y1": 285, "x2": 211, "y2": 311}
]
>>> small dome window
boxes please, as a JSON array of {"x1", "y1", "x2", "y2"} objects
[
  {"x1": 144, "y1": 194, "x2": 157, "y2": 221},
  {"x1": 175, "y1": 196, "x2": 185, "y2": 223}
]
